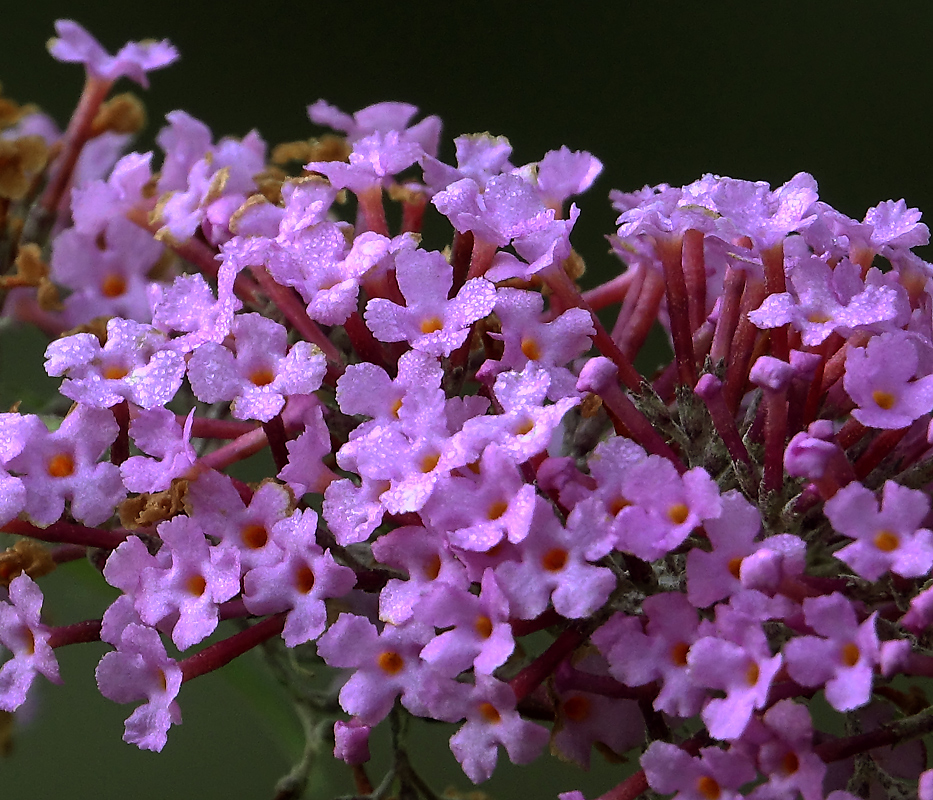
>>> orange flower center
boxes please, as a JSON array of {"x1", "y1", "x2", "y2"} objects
[
  {"x1": 542, "y1": 547, "x2": 568, "y2": 572},
  {"x1": 486, "y1": 499, "x2": 509, "y2": 520},
  {"x1": 101, "y1": 274, "x2": 127, "y2": 298},
  {"x1": 562, "y1": 694, "x2": 591, "y2": 723},
  {"x1": 241, "y1": 524, "x2": 268, "y2": 549},
  {"x1": 696, "y1": 775, "x2": 721, "y2": 799},
  {"x1": 872, "y1": 389, "x2": 896, "y2": 410},
  {"x1": 47, "y1": 453, "x2": 74, "y2": 478},
  {"x1": 874, "y1": 530, "x2": 899, "y2": 552},
  {"x1": 727, "y1": 556, "x2": 744, "y2": 580},
  {"x1": 377, "y1": 650, "x2": 404, "y2": 675},
  {"x1": 781, "y1": 751, "x2": 800, "y2": 775},
  {"x1": 474, "y1": 615, "x2": 493, "y2": 639},
  {"x1": 670, "y1": 641, "x2": 690, "y2": 667},
  {"x1": 423, "y1": 553, "x2": 442, "y2": 580},
  {"x1": 420, "y1": 316, "x2": 443, "y2": 334},
  {"x1": 520, "y1": 337, "x2": 542, "y2": 361},
  {"x1": 186, "y1": 574, "x2": 207, "y2": 596},
  {"x1": 103, "y1": 364, "x2": 129, "y2": 380},
  {"x1": 250, "y1": 368, "x2": 275, "y2": 387},
  {"x1": 667, "y1": 503, "x2": 689, "y2": 525},
  {"x1": 478, "y1": 702, "x2": 501, "y2": 723},
  {"x1": 841, "y1": 642, "x2": 860, "y2": 667},
  {"x1": 295, "y1": 565, "x2": 315, "y2": 593}
]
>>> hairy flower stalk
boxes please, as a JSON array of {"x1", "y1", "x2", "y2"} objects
[{"x1": 5, "y1": 19, "x2": 933, "y2": 800}]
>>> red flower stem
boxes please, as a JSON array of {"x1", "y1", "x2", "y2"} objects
[
  {"x1": 262, "y1": 414, "x2": 290, "y2": 473},
  {"x1": 681, "y1": 228, "x2": 706, "y2": 335},
  {"x1": 510, "y1": 608, "x2": 563, "y2": 636},
  {"x1": 508, "y1": 624, "x2": 586, "y2": 702},
  {"x1": 579, "y1": 271, "x2": 634, "y2": 315},
  {"x1": 610, "y1": 264, "x2": 644, "y2": 341},
  {"x1": 111, "y1": 400, "x2": 130, "y2": 466},
  {"x1": 355, "y1": 185, "x2": 389, "y2": 237},
  {"x1": 819, "y1": 332, "x2": 868, "y2": 395},
  {"x1": 48, "y1": 618, "x2": 102, "y2": 649},
  {"x1": 450, "y1": 230, "x2": 474, "y2": 292},
  {"x1": 710, "y1": 266, "x2": 746, "y2": 363},
  {"x1": 835, "y1": 418, "x2": 868, "y2": 451},
  {"x1": 543, "y1": 263, "x2": 643, "y2": 392},
  {"x1": 2, "y1": 519, "x2": 128, "y2": 550},
  {"x1": 466, "y1": 237, "x2": 498, "y2": 280},
  {"x1": 694, "y1": 374, "x2": 752, "y2": 467},
  {"x1": 561, "y1": 667, "x2": 649, "y2": 700},
  {"x1": 400, "y1": 191, "x2": 427, "y2": 235},
  {"x1": 853, "y1": 428, "x2": 908, "y2": 480},
  {"x1": 183, "y1": 415, "x2": 258, "y2": 439},
  {"x1": 761, "y1": 243, "x2": 789, "y2": 362},
  {"x1": 596, "y1": 769, "x2": 648, "y2": 800},
  {"x1": 614, "y1": 267, "x2": 665, "y2": 364},
  {"x1": 180, "y1": 612, "x2": 286, "y2": 683},
  {"x1": 124, "y1": 207, "x2": 263, "y2": 307},
  {"x1": 723, "y1": 278, "x2": 767, "y2": 412},
  {"x1": 762, "y1": 386, "x2": 788, "y2": 493},
  {"x1": 802, "y1": 337, "x2": 837, "y2": 427},
  {"x1": 815, "y1": 705, "x2": 933, "y2": 763},
  {"x1": 25, "y1": 75, "x2": 111, "y2": 240},
  {"x1": 580, "y1": 359, "x2": 686, "y2": 473},
  {"x1": 343, "y1": 310, "x2": 391, "y2": 370},
  {"x1": 50, "y1": 543, "x2": 89, "y2": 564},
  {"x1": 655, "y1": 236, "x2": 697, "y2": 387},
  {"x1": 248, "y1": 265, "x2": 342, "y2": 365}
]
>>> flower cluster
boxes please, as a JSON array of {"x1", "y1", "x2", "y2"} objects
[{"x1": 4, "y1": 19, "x2": 933, "y2": 800}]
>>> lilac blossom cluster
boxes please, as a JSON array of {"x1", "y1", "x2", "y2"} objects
[{"x1": 3, "y1": 19, "x2": 933, "y2": 800}]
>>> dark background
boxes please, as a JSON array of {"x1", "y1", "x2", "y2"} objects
[{"x1": 2, "y1": 2, "x2": 933, "y2": 798}]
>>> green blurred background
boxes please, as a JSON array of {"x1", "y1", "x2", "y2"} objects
[{"x1": 3, "y1": 1, "x2": 933, "y2": 797}]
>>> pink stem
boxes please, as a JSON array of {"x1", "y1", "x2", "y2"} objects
[
  {"x1": 48, "y1": 619, "x2": 102, "y2": 649},
  {"x1": 180, "y1": 613, "x2": 286, "y2": 683},
  {"x1": 544, "y1": 263, "x2": 644, "y2": 392},
  {"x1": 2, "y1": 519, "x2": 128, "y2": 550},
  {"x1": 248, "y1": 265, "x2": 342, "y2": 365},
  {"x1": 656, "y1": 235, "x2": 697, "y2": 387},
  {"x1": 508, "y1": 624, "x2": 586, "y2": 702},
  {"x1": 761, "y1": 243, "x2": 789, "y2": 362},
  {"x1": 694, "y1": 374, "x2": 752, "y2": 467},
  {"x1": 681, "y1": 228, "x2": 706, "y2": 335},
  {"x1": 355, "y1": 185, "x2": 389, "y2": 236},
  {"x1": 710, "y1": 266, "x2": 745, "y2": 363}
]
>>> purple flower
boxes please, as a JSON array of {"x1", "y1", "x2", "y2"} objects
[
  {"x1": 243, "y1": 509, "x2": 356, "y2": 646},
  {"x1": 843, "y1": 330, "x2": 933, "y2": 429},
  {"x1": 823, "y1": 479, "x2": 933, "y2": 581},
  {"x1": 592, "y1": 594, "x2": 705, "y2": 718},
  {"x1": 45, "y1": 318, "x2": 185, "y2": 410},
  {"x1": 316, "y1": 614, "x2": 441, "y2": 725},
  {"x1": 641, "y1": 741, "x2": 756, "y2": 800},
  {"x1": 4, "y1": 405, "x2": 125, "y2": 526},
  {"x1": 308, "y1": 100, "x2": 441, "y2": 157},
  {"x1": 120, "y1": 409, "x2": 196, "y2": 493},
  {"x1": 783, "y1": 593, "x2": 879, "y2": 712},
  {"x1": 134, "y1": 516, "x2": 241, "y2": 651},
  {"x1": 187, "y1": 312, "x2": 326, "y2": 422},
  {"x1": 749, "y1": 700, "x2": 826, "y2": 800},
  {"x1": 0, "y1": 575, "x2": 61, "y2": 711},
  {"x1": 95, "y1": 623, "x2": 182, "y2": 751},
  {"x1": 686, "y1": 490, "x2": 762, "y2": 607},
  {"x1": 447, "y1": 676, "x2": 549, "y2": 784},
  {"x1": 364, "y1": 248, "x2": 496, "y2": 356},
  {"x1": 48, "y1": 20, "x2": 178, "y2": 87},
  {"x1": 418, "y1": 570, "x2": 513, "y2": 677},
  {"x1": 494, "y1": 498, "x2": 615, "y2": 619}
]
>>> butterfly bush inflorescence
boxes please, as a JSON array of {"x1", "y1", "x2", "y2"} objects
[{"x1": 3, "y1": 19, "x2": 933, "y2": 800}]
